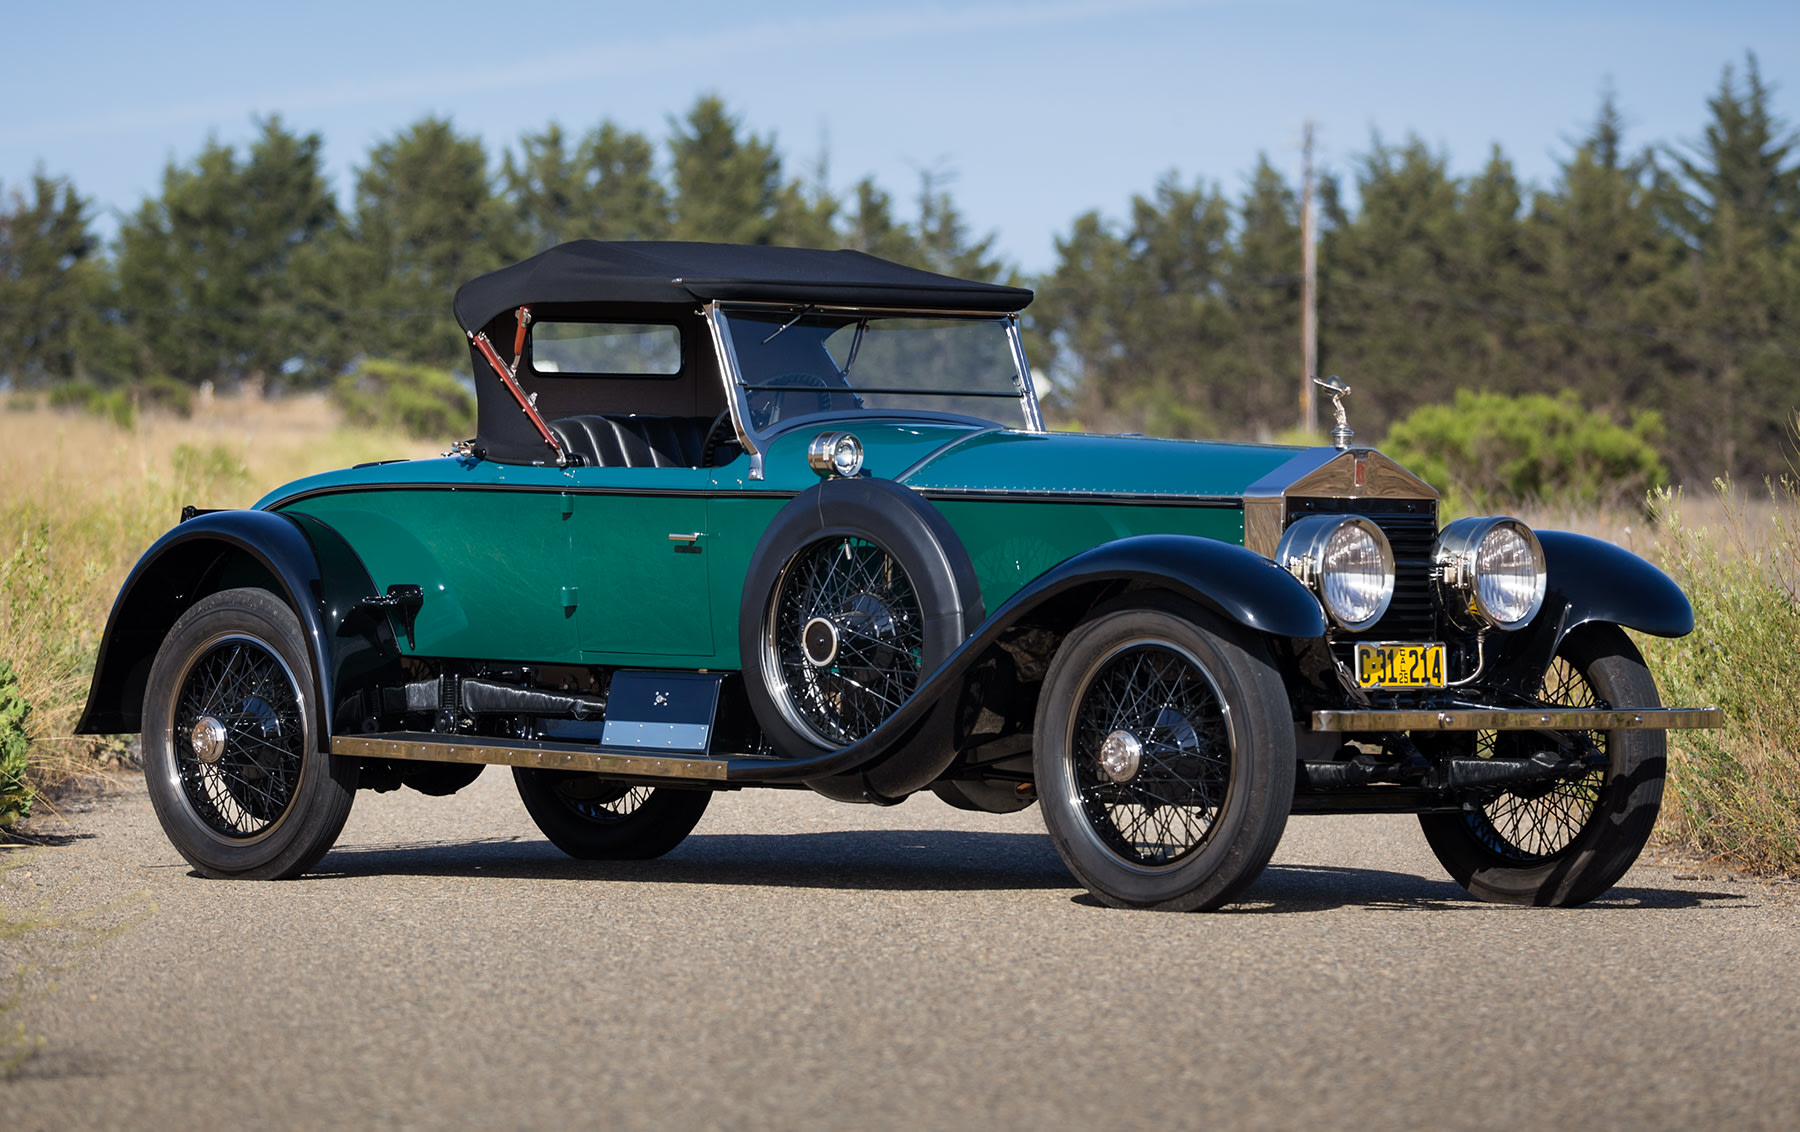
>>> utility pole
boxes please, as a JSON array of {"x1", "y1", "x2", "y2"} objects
[{"x1": 1300, "y1": 119, "x2": 1318, "y2": 436}]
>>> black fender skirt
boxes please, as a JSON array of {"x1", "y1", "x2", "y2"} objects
[
  {"x1": 723, "y1": 532, "x2": 1326, "y2": 783},
  {"x1": 75, "y1": 509, "x2": 390, "y2": 742}
]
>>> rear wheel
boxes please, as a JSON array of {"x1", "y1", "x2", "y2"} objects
[
  {"x1": 1034, "y1": 596, "x2": 1294, "y2": 911},
  {"x1": 141, "y1": 588, "x2": 357, "y2": 879},
  {"x1": 1419, "y1": 624, "x2": 1665, "y2": 906},
  {"x1": 513, "y1": 769, "x2": 710, "y2": 860}
]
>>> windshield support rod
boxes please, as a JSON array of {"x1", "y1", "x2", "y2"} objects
[{"x1": 470, "y1": 320, "x2": 567, "y2": 466}]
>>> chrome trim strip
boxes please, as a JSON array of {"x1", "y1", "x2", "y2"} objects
[
  {"x1": 703, "y1": 301, "x2": 764, "y2": 480},
  {"x1": 1310, "y1": 707, "x2": 1723, "y2": 732},
  {"x1": 332, "y1": 732, "x2": 730, "y2": 781},
  {"x1": 1005, "y1": 313, "x2": 1046, "y2": 433}
]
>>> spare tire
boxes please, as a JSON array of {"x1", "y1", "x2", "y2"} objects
[{"x1": 739, "y1": 477, "x2": 983, "y2": 800}]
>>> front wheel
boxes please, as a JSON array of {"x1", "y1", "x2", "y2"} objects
[
  {"x1": 1419, "y1": 624, "x2": 1666, "y2": 907},
  {"x1": 1033, "y1": 596, "x2": 1295, "y2": 911},
  {"x1": 513, "y1": 769, "x2": 710, "y2": 860},
  {"x1": 141, "y1": 588, "x2": 357, "y2": 879}
]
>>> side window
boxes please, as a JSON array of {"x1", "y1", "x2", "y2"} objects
[{"x1": 532, "y1": 322, "x2": 681, "y2": 376}]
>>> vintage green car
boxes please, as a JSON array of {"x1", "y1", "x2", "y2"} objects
[{"x1": 78, "y1": 241, "x2": 1717, "y2": 910}]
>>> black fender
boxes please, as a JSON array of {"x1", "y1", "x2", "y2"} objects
[
  {"x1": 76, "y1": 509, "x2": 397, "y2": 746},
  {"x1": 724, "y1": 533, "x2": 1324, "y2": 784},
  {"x1": 1538, "y1": 530, "x2": 1694, "y2": 638},
  {"x1": 1483, "y1": 529, "x2": 1692, "y2": 697}
]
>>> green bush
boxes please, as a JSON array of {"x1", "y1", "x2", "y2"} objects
[
  {"x1": 0, "y1": 660, "x2": 32, "y2": 826},
  {"x1": 46, "y1": 381, "x2": 133, "y2": 429},
  {"x1": 1381, "y1": 391, "x2": 1667, "y2": 512},
  {"x1": 1642, "y1": 481, "x2": 1800, "y2": 873},
  {"x1": 332, "y1": 358, "x2": 474, "y2": 441}
]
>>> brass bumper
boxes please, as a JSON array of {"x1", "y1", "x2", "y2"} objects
[{"x1": 1311, "y1": 707, "x2": 1723, "y2": 733}]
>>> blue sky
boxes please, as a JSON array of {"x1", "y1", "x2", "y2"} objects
[{"x1": 3, "y1": 0, "x2": 1793, "y2": 274}]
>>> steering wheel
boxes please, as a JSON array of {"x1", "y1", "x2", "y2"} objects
[
  {"x1": 747, "y1": 371, "x2": 835, "y2": 431},
  {"x1": 699, "y1": 409, "x2": 741, "y2": 468}
]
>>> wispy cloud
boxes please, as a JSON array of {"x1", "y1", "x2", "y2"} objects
[{"x1": 0, "y1": 0, "x2": 1214, "y2": 146}]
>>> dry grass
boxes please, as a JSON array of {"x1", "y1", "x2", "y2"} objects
[{"x1": 0, "y1": 394, "x2": 436, "y2": 799}]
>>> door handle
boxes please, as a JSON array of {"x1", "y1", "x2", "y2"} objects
[{"x1": 668, "y1": 532, "x2": 703, "y2": 544}]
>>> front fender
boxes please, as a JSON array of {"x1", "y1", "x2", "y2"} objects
[
  {"x1": 1014, "y1": 533, "x2": 1329, "y2": 639},
  {"x1": 76, "y1": 509, "x2": 393, "y2": 743},
  {"x1": 1539, "y1": 530, "x2": 1694, "y2": 639},
  {"x1": 723, "y1": 533, "x2": 1322, "y2": 783}
]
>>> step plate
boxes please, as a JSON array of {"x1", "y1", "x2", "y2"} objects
[{"x1": 332, "y1": 732, "x2": 729, "y2": 781}]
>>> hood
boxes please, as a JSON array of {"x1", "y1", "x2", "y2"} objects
[{"x1": 898, "y1": 430, "x2": 1311, "y2": 500}]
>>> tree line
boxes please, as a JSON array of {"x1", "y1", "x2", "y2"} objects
[{"x1": 2, "y1": 57, "x2": 1797, "y2": 483}]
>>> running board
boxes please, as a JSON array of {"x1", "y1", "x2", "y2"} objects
[
  {"x1": 1311, "y1": 707, "x2": 1722, "y2": 732},
  {"x1": 332, "y1": 732, "x2": 729, "y2": 782}
]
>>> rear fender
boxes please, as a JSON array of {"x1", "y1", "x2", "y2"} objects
[{"x1": 76, "y1": 510, "x2": 396, "y2": 744}]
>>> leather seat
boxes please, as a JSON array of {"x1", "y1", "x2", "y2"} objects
[{"x1": 548, "y1": 415, "x2": 712, "y2": 468}]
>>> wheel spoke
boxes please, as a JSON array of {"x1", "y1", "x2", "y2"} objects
[
  {"x1": 1466, "y1": 656, "x2": 1607, "y2": 862},
  {"x1": 1071, "y1": 642, "x2": 1230, "y2": 867},
  {"x1": 173, "y1": 636, "x2": 305, "y2": 838}
]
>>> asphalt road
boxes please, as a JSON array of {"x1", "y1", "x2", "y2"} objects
[{"x1": 4, "y1": 769, "x2": 1799, "y2": 1131}]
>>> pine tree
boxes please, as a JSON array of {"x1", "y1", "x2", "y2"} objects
[
  {"x1": 506, "y1": 121, "x2": 669, "y2": 251},
  {"x1": 668, "y1": 96, "x2": 786, "y2": 244},
  {"x1": 0, "y1": 172, "x2": 111, "y2": 385},
  {"x1": 354, "y1": 116, "x2": 509, "y2": 368},
  {"x1": 115, "y1": 117, "x2": 345, "y2": 387}
]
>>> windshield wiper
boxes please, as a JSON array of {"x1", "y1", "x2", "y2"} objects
[{"x1": 759, "y1": 304, "x2": 815, "y2": 346}]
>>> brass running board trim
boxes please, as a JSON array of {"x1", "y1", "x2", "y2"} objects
[
  {"x1": 1312, "y1": 707, "x2": 1723, "y2": 733},
  {"x1": 332, "y1": 732, "x2": 729, "y2": 782}
]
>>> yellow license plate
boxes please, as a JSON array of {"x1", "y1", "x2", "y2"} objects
[{"x1": 1355, "y1": 642, "x2": 1447, "y2": 688}]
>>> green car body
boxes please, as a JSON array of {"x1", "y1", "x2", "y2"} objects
[{"x1": 79, "y1": 241, "x2": 1718, "y2": 910}]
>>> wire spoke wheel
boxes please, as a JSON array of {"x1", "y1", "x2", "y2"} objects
[
  {"x1": 1070, "y1": 644, "x2": 1233, "y2": 867},
  {"x1": 141, "y1": 588, "x2": 357, "y2": 879},
  {"x1": 1034, "y1": 598, "x2": 1294, "y2": 912},
  {"x1": 171, "y1": 634, "x2": 307, "y2": 839},
  {"x1": 1419, "y1": 624, "x2": 1666, "y2": 907},
  {"x1": 1465, "y1": 656, "x2": 1606, "y2": 862},
  {"x1": 552, "y1": 778, "x2": 654, "y2": 823},
  {"x1": 769, "y1": 535, "x2": 924, "y2": 746}
]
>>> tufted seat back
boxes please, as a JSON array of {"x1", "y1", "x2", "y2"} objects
[{"x1": 548, "y1": 414, "x2": 712, "y2": 468}]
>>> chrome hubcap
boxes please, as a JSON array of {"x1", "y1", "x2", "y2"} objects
[
  {"x1": 802, "y1": 616, "x2": 840, "y2": 667},
  {"x1": 1097, "y1": 729, "x2": 1143, "y2": 783},
  {"x1": 189, "y1": 716, "x2": 228, "y2": 765}
]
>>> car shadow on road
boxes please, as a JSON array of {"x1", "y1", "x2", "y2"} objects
[
  {"x1": 1209, "y1": 863, "x2": 1747, "y2": 914},
  {"x1": 312, "y1": 827, "x2": 1076, "y2": 893},
  {"x1": 307, "y1": 832, "x2": 1748, "y2": 909}
]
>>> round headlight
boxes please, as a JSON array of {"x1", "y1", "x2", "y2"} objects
[
  {"x1": 1276, "y1": 514, "x2": 1395, "y2": 632},
  {"x1": 807, "y1": 431, "x2": 863, "y2": 478},
  {"x1": 1432, "y1": 517, "x2": 1546, "y2": 631}
]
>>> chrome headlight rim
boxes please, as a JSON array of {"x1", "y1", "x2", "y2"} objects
[
  {"x1": 1276, "y1": 514, "x2": 1396, "y2": 633},
  {"x1": 1432, "y1": 516, "x2": 1547, "y2": 631},
  {"x1": 806, "y1": 431, "x2": 864, "y2": 478}
]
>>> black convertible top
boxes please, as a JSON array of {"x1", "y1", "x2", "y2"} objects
[{"x1": 452, "y1": 240, "x2": 1033, "y2": 331}]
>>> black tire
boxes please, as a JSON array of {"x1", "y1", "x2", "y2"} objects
[
  {"x1": 513, "y1": 769, "x2": 710, "y2": 860},
  {"x1": 1419, "y1": 624, "x2": 1665, "y2": 907},
  {"x1": 141, "y1": 587, "x2": 357, "y2": 880},
  {"x1": 1033, "y1": 595, "x2": 1295, "y2": 911},
  {"x1": 739, "y1": 478, "x2": 982, "y2": 796}
]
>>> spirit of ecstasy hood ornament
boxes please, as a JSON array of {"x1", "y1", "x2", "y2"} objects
[{"x1": 1313, "y1": 375, "x2": 1353, "y2": 450}]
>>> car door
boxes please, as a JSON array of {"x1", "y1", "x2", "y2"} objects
[{"x1": 563, "y1": 465, "x2": 715, "y2": 662}]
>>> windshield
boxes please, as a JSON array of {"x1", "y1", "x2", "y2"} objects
[{"x1": 718, "y1": 309, "x2": 1036, "y2": 433}]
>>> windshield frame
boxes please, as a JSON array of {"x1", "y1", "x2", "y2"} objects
[{"x1": 705, "y1": 301, "x2": 1044, "y2": 480}]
